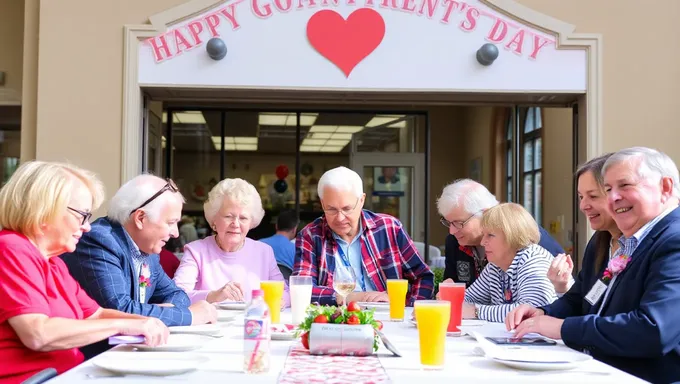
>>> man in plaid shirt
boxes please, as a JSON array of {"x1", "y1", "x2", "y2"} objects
[{"x1": 293, "y1": 166, "x2": 434, "y2": 306}]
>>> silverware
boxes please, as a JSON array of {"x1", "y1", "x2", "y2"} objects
[
  {"x1": 377, "y1": 330, "x2": 402, "y2": 357},
  {"x1": 85, "y1": 373, "x2": 184, "y2": 380}
]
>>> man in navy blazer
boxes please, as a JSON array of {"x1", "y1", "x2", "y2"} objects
[
  {"x1": 507, "y1": 147, "x2": 680, "y2": 384},
  {"x1": 62, "y1": 175, "x2": 217, "y2": 356},
  {"x1": 437, "y1": 179, "x2": 565, "y2": 287}
]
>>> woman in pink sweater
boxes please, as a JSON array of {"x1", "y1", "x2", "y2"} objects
[{"x1": 173, "y1": 178, "x2": 290, "y2": 307}]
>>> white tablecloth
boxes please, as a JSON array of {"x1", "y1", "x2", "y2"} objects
[{"x1": 47, "y1": 309, "x2": 645, "y2": 384}]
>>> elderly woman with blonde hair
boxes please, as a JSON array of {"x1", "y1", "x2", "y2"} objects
[
  {"x1": 173, "y1": 178, "x2": 290, "y2": 306},
  {"x1": 461, "y1": 203, "x2": 557, "y2": 323},
  {"x1": 0, "y1": 161, "x2": 168, "y2": 383}
]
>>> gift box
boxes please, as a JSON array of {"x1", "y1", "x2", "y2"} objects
[{"x1": 308, "y1": 323, "x2": 374, "y2": 356}]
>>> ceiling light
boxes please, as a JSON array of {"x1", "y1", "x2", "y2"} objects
[
  {"x1": 236, "y1": 143, "x2": 258, "y2": 151},
  {"x1": 330, "y1": 133, "x2": 352, "y2": 140},
  {"x1": 388, "y1": 120, "x2": 407, "y2": 128},
  {"x1": 336, "y1": 126, "x2": 363, "y2": 133},
  {"x1": 307, "y1": 132, "x2": 332, "y2": 139},
  {"x1": 301, "y1": 138, "x2": 326, "y2": 146},
  {"x1": 326, "y1": 139, "x2": 350, "y2": 147},
  {"x1": 162, "y1": 111, "x2": 206, "y2": 125},
  {"x1": 259, "y1": 113, "x2": 318, "y2": 127},
  {"x1": 319, "y1": 146, "x2": 345, "y2": 152},
  {"x1": 365, "y1": 115, "x2": 405, "y2": 128},
  {"x1": 309, "y1": 125, "x2": 337, "y2": 133},
  {"x1": 300, "y1": 145, "x2": 322, "y2": 152},
  {"x1": 232, "y1": 137, "x2": 257, "y2": 144}
]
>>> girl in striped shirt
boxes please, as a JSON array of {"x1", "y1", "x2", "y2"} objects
[{"x1": 462, "y1": 203, "x2": 558, "y2": 322}]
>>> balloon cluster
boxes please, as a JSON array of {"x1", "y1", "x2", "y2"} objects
[{"x1": 274, "y1": 164, "x2": 289, "y2": 194}]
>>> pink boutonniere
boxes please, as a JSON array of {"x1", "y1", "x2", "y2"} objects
[
  {"x1": 139, "y1": 275, "x2": 151, "y2": 288},
  {"x1": 602, "y1": 255, "x2": 631, "y2": 283}
]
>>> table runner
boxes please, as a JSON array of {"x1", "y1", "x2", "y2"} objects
[{"x1": 278, "y1": 346, "x2": 391, "y2": 384}]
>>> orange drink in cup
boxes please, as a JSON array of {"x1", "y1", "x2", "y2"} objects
[
  {"x1": 438, "y1": 282, "x2": 466, "y2": 333},
  {"x1": 386, "y1": 279, "x2": 409, "y2": 321},
  {"x1": 414, "y1": 300, "x2": 450, "y2": 369},
  {"x1": 260, "y1": 281, "x2": 284, "y2": 324}
]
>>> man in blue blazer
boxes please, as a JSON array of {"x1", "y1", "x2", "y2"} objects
[
  {"x1": 62, "y1": 175, "x2": 217, "y2": 357},
  {"x1": 437, "y1": 179, "x2": 565, "y2": 287},
  {"x1": 507, "y1": 147, "x2": 680, "y2": 384}
]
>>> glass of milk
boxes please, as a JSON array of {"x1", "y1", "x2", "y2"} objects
[{"x1": 290, "y1": 275, "x2": 313, "y2": 324}]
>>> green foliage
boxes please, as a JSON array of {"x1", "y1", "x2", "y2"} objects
[{"x1": 432, "y1": 267, "x2": 445, "y2": 297}]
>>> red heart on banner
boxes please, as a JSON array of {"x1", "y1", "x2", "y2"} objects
[{"x1": 306, "y1": 8, "x2": 386, "y2": 77}]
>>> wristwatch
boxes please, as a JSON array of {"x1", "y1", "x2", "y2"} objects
[{"x1": 474, "y1": 305, "x2": 480, "y2": 319}]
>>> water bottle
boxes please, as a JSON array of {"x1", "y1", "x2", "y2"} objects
[{"x1": 243, "y1": 289, "x2": 271, "y2": 374}]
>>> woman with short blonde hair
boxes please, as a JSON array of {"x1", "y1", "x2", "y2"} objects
[
  {"x1": 174, "y1": 178, "x2": 290, "y2": 307},
  {"x1": 461, "y1": 203, "x2": 557, "y2": 322},
  {"x1": 0, "y1": 161, "x2": 168, "y2": 383}
]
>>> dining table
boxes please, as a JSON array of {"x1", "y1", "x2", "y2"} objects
[{"x1": 47, "y1": 307, "x2": 647, "y2": 384}]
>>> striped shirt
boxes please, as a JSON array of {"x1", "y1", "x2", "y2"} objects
[{"x1": 464, "y1": 243, "x2": 557, "y2": 322}]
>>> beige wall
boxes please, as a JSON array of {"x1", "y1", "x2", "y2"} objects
[
  {"x1": 0, "y1": 0, "x2": 24, "y2": 104},
  {"x1": 515, "y1": 0, "x2": 680, "y2": 158}
]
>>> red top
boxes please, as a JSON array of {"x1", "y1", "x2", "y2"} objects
[
  {"x1": 0, "y1": 230, "x2": 100, "y2": 383},
  {"x1": 159, "y1": 249, "x2": 180, "y2": 279}
]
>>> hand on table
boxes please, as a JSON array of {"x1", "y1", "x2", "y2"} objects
[
  {"x1": 206, "y1": 281, "x2": 244, "y2": 303},
  {"x1": 512, "y1": 315, "x2": 564, "y2": 340},
  {"x1": 547, "y1": 253, "x2": 574, "y2": 294},
  {"x1": 505, "y1": 304, "x2": 544, "y2": 331},
  {"x1": 189, "y1": 300, "x2": 218, "y2": 325},
  {"x1": 339, "y1": 291, "x2": 389, "y2": 305},
  {"x1": 119, "y1": 317, "x2": 169, "y2": 347}
]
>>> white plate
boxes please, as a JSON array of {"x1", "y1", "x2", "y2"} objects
[
  {"x1": 93, "y1": 354, "x2": 209, "y2": 376},
  {"x1": 358, "y1": 302, "x2": 390, "y2": 311},
  {"x1": 271, "y1": 324, "x2": 296, "y2": 341},
  {"x1": 217, "y1": 301, "x2": 247, "y2": 310},
  {"x1": 130, "y1": 334, "x2": 213, "y2": 352},
  {"x1": 492, "y1": 354, "x2": 592, "y2": 371},
  {"x1": 169, "y1": 324, "x2": 222, "y2": 336},
  {"x1": 217, "y1": 311, "x2": 236, "y2": 322}
]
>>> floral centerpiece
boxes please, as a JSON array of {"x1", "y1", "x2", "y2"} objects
[{"x1": 296, "y1": 301, "x2": 384, "y2": 352}]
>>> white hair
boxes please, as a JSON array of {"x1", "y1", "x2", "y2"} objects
[
  {"x1": 203, "y1": 178, "x2": 265, "y2": 228},
  {"x1": 107, "y1": 174, "x2": 185, "y2": 224},
  {"x1": 603, "y1": 146, "x2": 680, "y2": 199},
  {"x1": 437, "y1": 179, "x2": 499, "y2": 217},
  {"x1": 317, "y1": 166, "x2": 363, "y2": 200}
]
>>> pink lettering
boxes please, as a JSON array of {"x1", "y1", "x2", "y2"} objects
[
  {"x1": 187, "y1": 21, "x2": 204, "y2": 45},
  {"x1": 219, "y1": 4, "x2": 242, "y2": 29},
  {"x1": 298, "y1": 0, "x2": 319, "y2": 7},
  {"x1": 205, "y1": 14, "x2": 221, "y2": 37},
  {"x1": 364, "y1": 0, "x2": 375, "y2": 6},
  {"x1": 417, "y1": 0, "x2": 438, "y2": 19},
  {"x1": 275, "y1": 0, "x2": 293, "y2": 11},
  {"x1": 381, "y1": 0, "x2": 398, "y2": 9},
  {"x1": 401, "y1": 0, "x2": 416, "y2": 13},
  {"x1": 173, "y1": 29, "x2": 194, "y2": 54},
  {"x1": 486, "y1": 19, "x2": 507, "y2": 43},
  {"x1": 459, "y1": 7, "x2": 479, "y2": 32},
  {"x1": 148, "y1": 35, "x2": 172, "y2": 62},
  {"x1": 252, "y1": 0, "x2": 273, "y2": 18},
  {"x1": 320, "y1": 0, "x2": 337, "y2": 4},
  {"x1": 440, "y1": 0, "x2": 459, "y2": 24},
  {"x1": 505, "y1": 29, "x2": 525, "y2": 55},
  {"x1": 529, "y1": 35, "x2": 551, "y2": 60}
]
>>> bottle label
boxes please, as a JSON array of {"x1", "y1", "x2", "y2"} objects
[{"x1": 245, "y1": 319, "x2": 268, "y2": 340}]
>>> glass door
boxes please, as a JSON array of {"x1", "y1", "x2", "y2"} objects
[{"x1": 350, "y1": 152, "x2": 425, "y2": 241}]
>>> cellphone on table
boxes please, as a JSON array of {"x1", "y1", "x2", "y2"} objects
[{"x1": 485, "y1": 337, "x2": 557, "y2": 346}]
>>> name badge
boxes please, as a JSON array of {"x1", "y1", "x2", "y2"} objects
[
  {"x1": 585, "y1": 280, "x2": 608, "y2": 306},
  {"x1": 140, "y1": 288, "x2": 146, "y2": 304}
]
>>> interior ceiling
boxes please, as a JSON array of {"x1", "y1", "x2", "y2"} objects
[{"x1": 164, "y1": 110, "x2": 408, "y2": 154}]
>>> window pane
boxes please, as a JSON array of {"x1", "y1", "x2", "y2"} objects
[
  {"x1": 523, "y1": 140, "x2": 534, "y2": 172},
  {"x1": 523, "y1": 174, "x2": 533, "y2": 214},
  {"x1": 534, "y1": 138, "x2": 542, "y2": 170},
  {"x1": 534, "y1": 171, "x2": 542, "y2": 225},
  {"x1": 506, "y1": 149, "x2": 512, "y2": 177},
  {"x1": 524, "y1": 108, "x2": 535, "y2": 133},
  {"x1": 507, "y1": 179, "x2": 512, "y2": 202},
  {"x1": 534, "y1": 108, "x2": 543, "y2": 130}
]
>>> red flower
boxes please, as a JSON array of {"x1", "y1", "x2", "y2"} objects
[
  {"x1": 139, "y1": 276, "x2": 151, "y2": 288},
  {"x1": 459, "y1": 245, "x2": 474, "y2": 257}
]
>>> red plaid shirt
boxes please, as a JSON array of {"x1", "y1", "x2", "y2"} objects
[{"x1": 293, "y1": 210, "x2": 434, "y2": 306}]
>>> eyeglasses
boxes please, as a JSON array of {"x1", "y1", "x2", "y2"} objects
[
  {"x1": 68, "y1": 207, "x2": 92, "y2": 226},
  {"x1": 323, "y1": 198, "x2": 360, "y2": 217},
  {"x1": 440, "y1": 210, "x2": 482, "y2": 229},
  {"x1": 130, "y1": 179, "x2": 179, "y2": 214}
]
